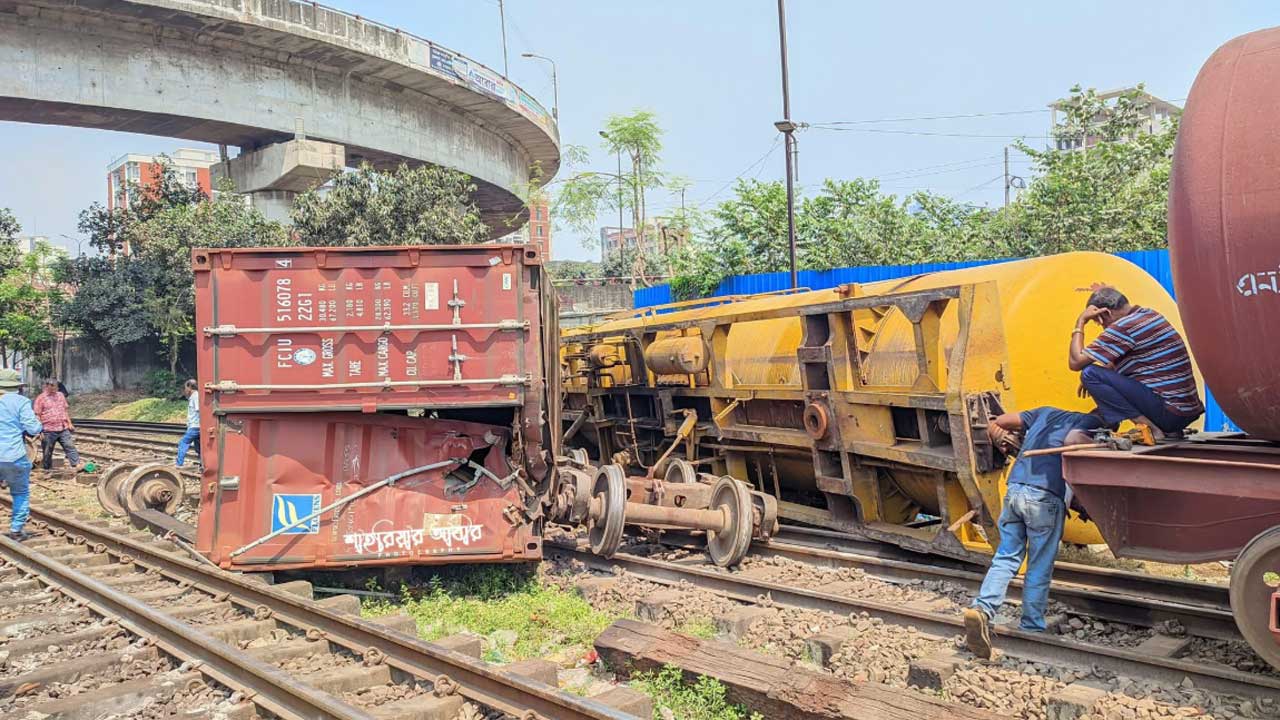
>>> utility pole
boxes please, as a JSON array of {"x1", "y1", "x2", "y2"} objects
[
  {"x1": 498, "y1": 0, "x2": 509, "y2": 77},
  {"x1": 600, "y1": 130, "x2": 626, "y2": 268},
  {"x1": 775, "y1": 0, "x2": 798, "y2": 289},
  {"x1": 1003, "y1": 146, "x2": 1010, "y2": 207}
]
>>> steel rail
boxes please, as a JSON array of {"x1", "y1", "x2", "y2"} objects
[
  {"x1": 547, "y1": 542, "x2": 1280, "y2": 703},
  {"x1": 0, "y1": 534, "x2": 377, "y2": 720},
  {"x1": 757, "y1": 526, "x2": 1238, "y2": 640},
  {"x1": 16, "y1": 504, "x2": 635, "y2": 720},
  {"x1": 72, "y1": 419, "x2": 186, "y2": 436},
  {"x1": 775, "y1": 524, "x2": 1231, "y2": 609},
  {"x1": 76, "y1": 430, "x2": 177, "y2": 453}
]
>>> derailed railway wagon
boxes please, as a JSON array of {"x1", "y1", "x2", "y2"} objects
[
  {"x1": 559, "y1": 251, "x2": 1201, "y2": 567},
  {"x1": 184, "y1": 244, "x2": 562, "y2": 571}
]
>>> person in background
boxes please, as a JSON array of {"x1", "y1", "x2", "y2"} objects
[
  {"x1": 962, "y1": 406, "x2": 1106, "y2": 659},
  {"x1": 1068, "y1": 286, "x2": 1203, "y2": 439},
  {"x1": 0, "y1": 369, "x2": 42, "y2": 541},
  {"x1": 33, "y1": 379, "x2": 80, "y2": 471},
  {"x1": 176, "y1": 379, "x2": 200, "y2": 467}
]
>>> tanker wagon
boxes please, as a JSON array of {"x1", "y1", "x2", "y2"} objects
[
  {"x1": 102, "y1": 244, "x2": 564, "y2": 572},
  {"x1": 1060, "y1": 26, "x2": 1280, "y2": 674},
  {"x1": 557, "y1": 251, "x2": 1202, "y2": 568}
]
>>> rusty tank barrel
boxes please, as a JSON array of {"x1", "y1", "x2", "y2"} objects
[{"x1": 1169, "y1": 27, "x2": 1280, "y2": 439}]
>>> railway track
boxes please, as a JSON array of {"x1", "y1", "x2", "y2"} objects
[
  {"x1": 546, "y1": 539, "x2": 1280, "y2": 705},
  {"x1": 72, "y1": 418, "x2": 186, "y2": 436},
  {"x1": 0, "y1": 502, "x2": 640, "y2": 720},
  {"x1": 761, "y1": 525, "x2": 1237, "y2": 640}
]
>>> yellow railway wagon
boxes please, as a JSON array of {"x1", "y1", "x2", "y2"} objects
[{"x1": 560, "y1": 252, "x2": 1202, "y2": 563}]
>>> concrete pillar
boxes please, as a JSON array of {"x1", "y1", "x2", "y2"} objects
[
  {"x1": 212, "y1": 139, "x2": 345, "y2": 222},
  {"x1": 248, "y1": 190, "x2": 299, "y2": 224}
]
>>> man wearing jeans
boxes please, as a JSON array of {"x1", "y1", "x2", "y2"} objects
[
  {"x1": 1068, "y1": 287, "x2": 1203, "y2": 439},
  {"x1": 0, "y1": 369, "x2": 42, "y2": 541},
  {"x1": 33, "y1": 379, "x2": 79, "y2": 471},
  {"x1": 963, "y1": 407, "x2": 1105, "y2": 659},
  {"x1": 176, "y1": 379, "x2": 200, "y2": 467}
]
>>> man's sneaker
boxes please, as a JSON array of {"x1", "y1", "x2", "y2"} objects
[
  {"x1": 7, "y1": 530, "x2": 31, "y2": 542},
  {"x1": 963, "y1": 608, "x2": 993, "y2": 659}
]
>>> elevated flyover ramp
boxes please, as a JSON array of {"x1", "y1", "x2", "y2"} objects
[{"x1": 0, "y1": 0, "x2": 560, "y2": 231}]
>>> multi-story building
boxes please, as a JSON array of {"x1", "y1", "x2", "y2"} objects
[
  {"x1": 1049, "y1": 88, "x2": 1180, "y2": 152},
  {"x1": 106, "y1": 148, "x2": 218, "y2": 210},
  {"x1": 599, "y1": 226, "x2": 638, "y2": 255},
  {"x1": 527, "y1": 199, "x2": 552, "y2": 257}
]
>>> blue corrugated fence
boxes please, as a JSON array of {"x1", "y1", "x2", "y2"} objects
[{"x1": 633, "y1": 249, "x2": 1238, "y2": 432}]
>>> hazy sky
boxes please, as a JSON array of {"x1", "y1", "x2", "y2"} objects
[{"x1": 0, "y1": 1, "x2": 1272, "y2": 260}]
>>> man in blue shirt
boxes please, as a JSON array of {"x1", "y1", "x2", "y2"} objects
[
  {"x1": 176, "y1": 379, "x2": 200, "y2": 467},
  {"x1": 0, "y1": 369, "x2": 43, "y2": 541},
  {"x1": 963, "y1": 406, "x2": 1105, "y2": 659}
]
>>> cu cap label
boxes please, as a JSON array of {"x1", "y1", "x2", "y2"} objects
[{"x1": 271, "y1": 494, "x2": 321, "y2": 534}]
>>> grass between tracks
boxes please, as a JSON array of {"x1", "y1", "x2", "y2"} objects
[
  {"x1": 68, "y1": 391, "x2": 187, "y2": 423},
  {"x1": 362, "y1": 565, "x2": 623, "y2": 664},
  {"x1": 632, "y1": 666, "x2": 763, "y2": 720},
  {"x1": 360, "y1": 565, "x2": 752, "y2": 719}
]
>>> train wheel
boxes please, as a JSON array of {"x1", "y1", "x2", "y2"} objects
[
  {"x1": 663, "y1": 458, "x2": 697, "y2": 486},
  {"x1": 1230, "y1": 525, "x2": 1280, "y2": 671},
  {"x1": 118, "y1": 463, "x2": 185, "y2": 517},
  {"x1": 588, "y1": 464, "x2": 626, "y2": 558},
  {"x1": 96, "y1": 463, "x2": 138, "y2": 517},
  {"x1": 707, "y1": 476, "x2": 753, "y2": 568}
]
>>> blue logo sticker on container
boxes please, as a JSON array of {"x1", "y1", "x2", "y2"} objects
[{"x1": 271, "y1": 493, "x2": 321, "y2": 534}]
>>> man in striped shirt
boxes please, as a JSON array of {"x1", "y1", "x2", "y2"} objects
[{"x1": 1067, "y1": 287, "x2": 1203, "y2": 439}]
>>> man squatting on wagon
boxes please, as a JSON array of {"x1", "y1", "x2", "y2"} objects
[{"x1": 963, "y1": 285, "x2": 1202, "y2": 659}]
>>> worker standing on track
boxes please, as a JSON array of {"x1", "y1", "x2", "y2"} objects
[
  {"x1": 0, "y1": 369, "x2": 43, "y2": 541},
  {"x1": 1068, "y1": 286, "x2": 1203, "y2": 439},
  {"x1": 963, "y1": 407, "x2": 1106, "y2": 660},
  {"x1": 34, "y1": 379, "x2": 80, "y2": 472},
  {"x1": 176, "y1": 379, "x2": 200, "y2": 468}
]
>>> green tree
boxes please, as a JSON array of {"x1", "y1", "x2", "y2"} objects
[
  {"x1": 54, "y1": 254, "x2": 155, "y2": 387},
  {"x1": 669, "y1": 85, "x2": 1175, "y2": 299},
  {"x1": 553, "y1": 111, "x2": 669, "y2": 281},
  {"x1": 0, "y1": 208, "x2": 22, "y2": 274},
  {"x1": 544, "y1": 259, "x2": 602, "y2": 280},
  {"x1": 58, "y1": 163, "x2": 290, "y2": 387},
  {"x1": 1006, "y1": 84, "x2": 1178, "y2": 254},
  {"x1": 0, "y1": 240, "x2": 62, "y2": 373},
  {"x1": 291, "y1": 162, "x2": 489, "y2": 246}
]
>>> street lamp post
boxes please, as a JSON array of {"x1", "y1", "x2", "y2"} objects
[
  {"x1": 600, "y1": 130, "x2": 624, "y2": 268},
  {"x1": 776, "y1": 0, "x2": 798, "y2": 289},
  {"x1": 497, "y1": 0, "x2": 509, "y2": 76},
  {"x1": 520, "y1": 53, "x2": 558, "y2": 121}
]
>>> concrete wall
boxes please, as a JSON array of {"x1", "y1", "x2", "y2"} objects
[
  {"x1": 556, "y1": 280, "x2": 634, "y2": 328},
  {"x1": 55, "y1": 338, "x2": 166, "y2": 393}
]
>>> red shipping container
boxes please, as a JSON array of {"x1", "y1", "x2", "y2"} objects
[{"x1": 191, "y1": 245, "x2": 559, "y2": 571}]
